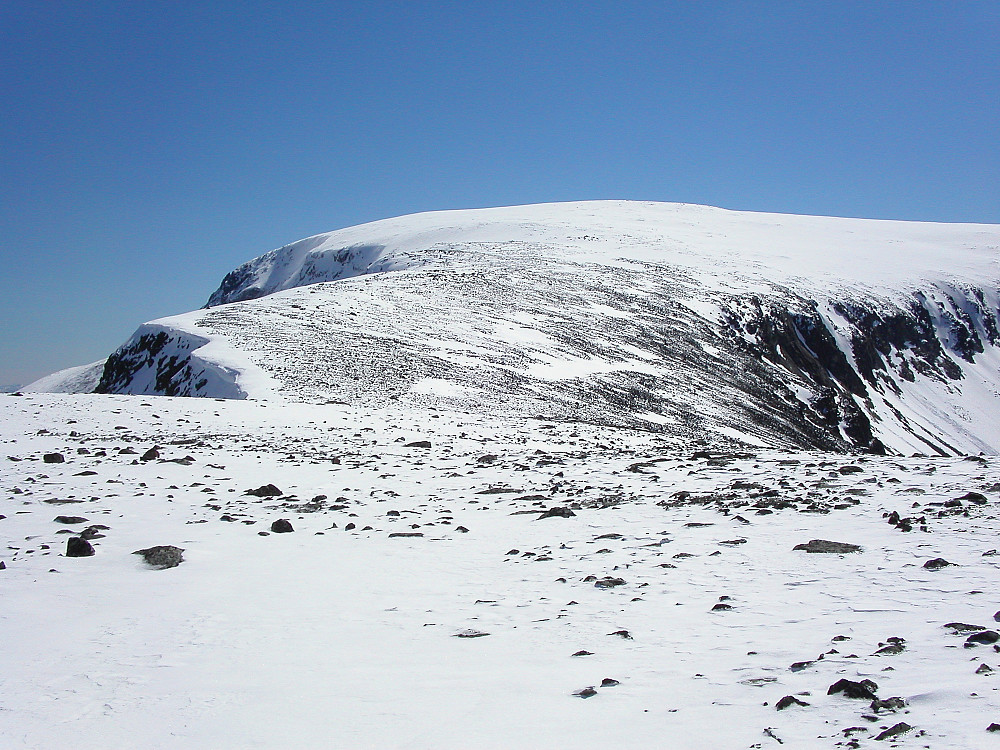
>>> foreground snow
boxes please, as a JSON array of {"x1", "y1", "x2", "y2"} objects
[{"x1": 2, "y1": 393, "x2": 999, "y2": 748}]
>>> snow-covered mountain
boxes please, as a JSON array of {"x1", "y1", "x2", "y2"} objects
[{"x1": 33, "y1": 201, "x2": 1000, "y2": 455}]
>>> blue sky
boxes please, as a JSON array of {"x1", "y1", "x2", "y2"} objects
[{"x1": 1, "y1": 1, "x2": 998, "y2": 386}]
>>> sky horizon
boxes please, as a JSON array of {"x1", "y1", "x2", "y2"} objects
[{"x1": 2, "y1": 1, "x2": 998, "y2": 386}]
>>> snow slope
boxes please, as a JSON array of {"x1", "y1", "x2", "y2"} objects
[{"x1": 35, "y1": 201, "x2": 1000, "y2": 455}]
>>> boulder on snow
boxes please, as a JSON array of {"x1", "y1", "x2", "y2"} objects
[
  {"x1": 923, "y1": 557, "x2": 953, "y2": 569},
  {"x1": 828, "y1": 678, "x2": 878, "y2": 700},
  {"x1": 793, "y1": 539, "x2": 862, "y2": 554},
  {"x1": 538, "y1": 506, "x2": 576, "y2": 519},
  {"x1": 270, "y1": 519, "x2": 294, "y2": 533},
  {"x1": 43, "y1": 453, "x2": 65, "y2": 463},
  {"x1": 65, "y1": 537, "x2": 95, "y2": 557},
  {"x1": 133, "y1": 545, "x2": 184, "y2": 569},
  {"x1": 246, "y1": 484, "x2": 282, "y2": 497}
]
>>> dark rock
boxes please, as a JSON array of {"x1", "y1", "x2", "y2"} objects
[
  {"x1": 594, "y1": 577, "x2": 626, "y2": 589},
  {"x1": 270, "y1": 519, "x2": 294, "y2": 533},
  {"x1": 65, "y1": 537, "x2": 95, "y2": 557},
  {"x1": 776, "y1": 695, "x2": 810, "y2": 710},
  {"x1": 966, "y1": 630, "x2": 1000, "y2": 645},
  {"x1": 839, "y1": 465, "x2": 863, "y2": 474},
  {"x1": 988, "y1": 723, "x2": 1000, "y2": 732},
  {"x1": 405, "y1": 440, "x2": 432, "y2": 449},
  {"x1": 794, "y1": 539, "x2": 862, "y2": 553},
  {"x1": 43, "y1": 453, "x2": 65, "y2": 463},
  {"x1": 0, "y1": 561, "x2": 5, "y2": 570},
  {"x1": 976, "y1": 663, "x2": 993, "y2": 674},
  {"x1": 712, "y1": 603, "x2": 734, "y2": 611},
  {"x1": 140, "y1": 447, "x2": 160, "y2": 461},
  {"x1": 874, "y1": 643, "x2": 906, "y2": 655},
  {"x1": 958, "y1": 491, "x2": 988, "y2": 504},
  {"x1": 600, "y1": 678, "x2": 620, "y2": 687},
  {"x1": 572, "y1": 650, "x2": 593, "y2": 656},
  {"x1": 789, "y1": 661, "x2": 815, "y2": 672},
  {"x1": 871, "y1": 697, "x2": 906, "y2": 712},
  {"x1": 828, "y1": 678, "x2": 878, "y2": 700},
  {"x1": 455, "y1": 526, "x2": 469, "y2": 533},
  {"x1": 945, "y1": 622, "x2": 986, "y2": 632},
  {"x1": 246, "y1": 484, "x2": 282, "y2": 497},
  {"x1": 53, "y1": 516, "x2": 89, "y2": 524},
  {"x1": 873, "y1": 722, "x2": 912, "y2": 741},
  {"x1": 923, "y1": 557, "x2": 953, "y2": 569},
  {"x1": 388, "y1": 532, "x2": 424, "y2": 538},
  {"x1": 574, "y1": 686, "x2": 597, "y2": 698},
  {"x1": 538, "y1": 506, "x2": 576, "y2": 519},
  {"x1": 80, "y1": 525, "x2": 108, "y2": 540},
  {"x1": 133, "y1": 545, "x2": 184, "y2": 569},
  {"x1": 608, "y1": 630, "x2": 632, "y2": 639}
]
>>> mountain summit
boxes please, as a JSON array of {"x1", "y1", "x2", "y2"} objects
[{"x1": 31, "y1": 201, "x2": 1000, "y2": 455}]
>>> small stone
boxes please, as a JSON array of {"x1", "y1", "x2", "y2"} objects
[
  {"x1": 53, "y1": 515, "x2": 89, "y2": 524},
  {"x1": 945, "y1": 622, "x2": 986, "y2": 632},
  {"x1": 828, "y1": 678, "x2": 878, "y2": 700},
  {"x1": 923, "y1": 557, "x2": 953, "y2": 569},
  {"x1": 43, "y1": 453, "x2": 65, "y2": 463},
  {"x1": 776, "y1": 695, "x2": 809, "y2": 710},
  {"x1": 455, "y1": 526, "x2": 469, "y2": 533},
  {"x1": 594, "y1": 576, "x2": 626, "y2": 589},
  {"x1": 270, "y1": 519, "x2": 294, "y2": 533},
  {"x1": 988, "y1": 723, "x2": 1000, "y2": 732},
  {"x1": 873, "y1": 722, "x2": 912, "y2": 741},
  {"x1": 874, "y1": 642, "x2": 906, "y2": 655},
  {"x1": 608, "y1": 629, "x2": 632, "y2": 639},
  {"x1": 65, "y1": 537, "x2": 95, "y2": 557},
  {"x1": 574, "y1": 686, "x2": 597, "y2": 698},
  {"x1": 388, "y1": 532, "x2": 424, "y2": 538},
  {"x1": 793, "y1": 539, "x2": 862, "y2": 553},
  {"x1": 133, "y1": 545, "x2": 184, "y2": 569},
  {"x1": 538, "y1": 506, "x2": 576, "y2": 519},
  {"x1": 140, "y1": 447, "x2": 160, "y2": 461},
  {"x1": 967, "y1": 631, "x2": 1000, "y2": 645},
  {"x1": 976, "y1": 663, "x2": 993, "y2": 674},
  {"x1": 600, "y1": 678, "x2": 620, "y2": 687},
  {"x1": 572, "y1": 650, "x2": 593, "y2": 657},
  {"x1": 871, "y1": 697, "x2": 906, "y2": 712},
  {"x1": 712, "y1": 603, "x2": 734, "y2": 611},
  {"x1": 404, "y1": 440, "x2": 432, "y2": 449},
  {"x1": 246, "y1": 484, "x2": 282, "y2": 497},
  {"x1": 454, "y1": 629, "x2": 489, "y2": 638}
]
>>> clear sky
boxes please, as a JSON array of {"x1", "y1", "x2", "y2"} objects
[{"x1": 1, "y1": 1, "x2": 998, "y2": 386}]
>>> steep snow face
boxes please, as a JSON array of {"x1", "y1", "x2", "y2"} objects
[{"x1": 43, "y1": 201, "x2": 1000, "y2": 455}]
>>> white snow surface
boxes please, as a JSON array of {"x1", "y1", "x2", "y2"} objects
[
  {"x1": 2, "y1": 392, "x2": 1000, "y2": 748},
  {"x1": 208, "y1": 201, "x2": 1000, "y2": 304},
  {"x1": 23, "y1": 359, "x2": 106, "y2": 394}
]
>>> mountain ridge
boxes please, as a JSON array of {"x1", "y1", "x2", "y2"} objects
[{"x1": 28, "y1": 201, "x2": 1000, "y2": 456}]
